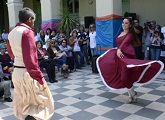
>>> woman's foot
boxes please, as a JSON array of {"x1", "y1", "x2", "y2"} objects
[{"x1": 126, "y1": 91, "x2": 137, "y2": 104}]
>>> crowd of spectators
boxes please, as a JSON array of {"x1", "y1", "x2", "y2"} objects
[
  {"x1": 136, "y1": 19, "x2": 165, "y2": 66},
  {"x1": 1, "y1": 18, "x2": 164, "y2": 103}
]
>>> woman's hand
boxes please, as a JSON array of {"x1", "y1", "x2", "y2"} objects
[{"x1": 117, "y1": 49, "x2": 124, "y2": 58}]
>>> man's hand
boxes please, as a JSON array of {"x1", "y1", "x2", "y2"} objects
[{"x1": 40, "y1": 81, "x2": 47, "y2": 91}]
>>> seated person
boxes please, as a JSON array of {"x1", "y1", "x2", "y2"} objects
[
  {"x1": 36, "y1": 41, "x2": 58, "y2": 83},
  {"x1": 0, "y1": 43, "x2": 14, "y2": 73},
  {"x1": 0, "y1": 64, "x2": 12, "y2": 102},
  {"x1": 59, "y1": 39, "x2": 75, "y2": 72},
  {"x1": 47, "y1": 40, "x2": 69, "y2": 78},
  {"x1": 0, "y1": 43, "x2": 14, "y2": 88}
]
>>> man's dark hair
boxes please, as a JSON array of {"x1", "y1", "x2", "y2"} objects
[
  {"x1": 18, "y1": 7, "x2": 36, "y2": 23},
  {"x1": 134, "y1": 18, "x2": 139, "y2": 23}
]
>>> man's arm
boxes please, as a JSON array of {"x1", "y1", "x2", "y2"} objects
[
  {"x1": 7, "y1": 40, "x2": 15, "y2": 60},
  {"x1": 22, "y1": 30, "x2": 45, "y2": 85}
]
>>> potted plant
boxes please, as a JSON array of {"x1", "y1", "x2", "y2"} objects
[{"x1": 59, "y1": 7, "x2": 78, "y2": 38}]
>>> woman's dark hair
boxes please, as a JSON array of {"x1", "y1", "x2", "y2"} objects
[
  {"x1": 125, "y1": 17, "x2": 141, "y2": 47},
  {"x1": 36, "y1": 40, "x2": 43, "y2": 48},
  {"x1": 18, "y1": 7, "x2": 36, "y2": 23},
  {"x1": 71, "y1": 30, "x2": 78, "y2": 36},
  {"x1": 61, "y1": 39, "x2": 67, "y2": 45},
  {"x1": 155, "y1": 25, "x2": 161, "y2": 32},
  {"x1": 46, "y1": 28, "x2": 52, "y2": 35},
  {"x1": 52, "y1": 29, "x2": 57, "y2": 34}
]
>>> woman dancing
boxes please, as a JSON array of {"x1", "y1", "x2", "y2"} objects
[{"x1": 96, "y1": 17, "x2": 164, "y2": 104}]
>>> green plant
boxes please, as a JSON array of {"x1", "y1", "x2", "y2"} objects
[{"x1": 59, "y1": 7, "x2": 78, "y2": 38}]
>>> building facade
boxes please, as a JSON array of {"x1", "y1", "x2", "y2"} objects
[
  {"x1": 1, "y1": 0, "x2": 165, "y2": 32},
  {"x1": 0, "y1": 0, "x2": 165, "y2": 50}
]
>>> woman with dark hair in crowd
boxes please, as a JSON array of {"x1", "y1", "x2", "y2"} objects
[
  {"x1": 78, "y1": 25, "x2": 90, "y2": 65},
  {"x1": 36, "y1": 41, "x2": 58, "y2": 83},
  {"x1": 0, "y1": 43, "x2": 14, "y2": 88},
  {"x1": 59, "y1": 39, "x2": 75, "y2": 72},
  {"x1": 56, "y1": 29, "x2": 66, "y2": 45},
  {"x1": 69, "y1": 30, "x2": 84, "y2": 69},
  {"x1": 150, "y1": 25, "x2": 164, "y2": 60},
  {"x1": 49, "y1": 29, "x2": 58, "y2": 43},
  {"x1": 97, "y1": 17, "x2": 164, "y2": 104},
  {"x1": 38, "y1": 30, "x2": 46, "y2": 45},
  {"x1": 45, "y1": 28, "x2": 52, "y2": 48},
  {"x1": 47, "y1": 40, "x2": 69, "y2": 78},
  {"x1": 0, "y1": 43, "x2": 14, "y2": 74}
]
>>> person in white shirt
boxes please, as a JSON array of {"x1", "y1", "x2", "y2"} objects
[
  {"x1": 160, "y1": 26, "x2": 165, "y2": 69},
  {"x1": 89, "y1": 24, "x2": 96, "y2": 57},
  {"x1": 45, "y1": 28, "x2": 52, "y2": 49},
  {"x1": 2, "y1": 30, "x2": 8, "y2": 42}
]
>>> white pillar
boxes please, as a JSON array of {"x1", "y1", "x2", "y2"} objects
[
  {"x1": 40, "y1": 0, "x2": 61, "y2": 32},
  {"x1": 7, "y1": 0, "x2": 23, "y2": 31}
]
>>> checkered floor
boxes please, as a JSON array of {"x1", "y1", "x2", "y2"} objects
[{"x1": 0, "y1": 65, "x2": 165, "y2": 120}]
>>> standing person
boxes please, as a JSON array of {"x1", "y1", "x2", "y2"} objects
[
  {"x1": 78, "y1": 25, "x2": 90, "y2": 65},
  {"x1": 89, "y1": 24, "x2": 96, "y2": 57},
  {"x1": 0, "y1": 33, "x2": 4, "y2": 43},
  {"x1": 69, "y1": 30, "x2": 84, "y2": 69},
  {"x1": 133, "y1": 19, "x2": 143, "y2": 59},
  {"x1": 1, "y1": 29, "x2": 8, "y2": 42},
  {"x1": 150, "y1": 25, "x2": 164, "y2": 60},
  {"x1": 97, "y1": 17, "x2": 164, "y2": 104},
  {"x1": 49, "y1": 29, "x2": 58, "y2": 42},
  {"x1": 160, "y1": 26, "x2": 165, "y2": 67},
  {"x1": 56, "y1": 29, "x2": 66, "y2": 45},
  {"x1": 45, "y1": 28, "x2": 52, "y2": 48},
  {"x1": 143, "y1": 22, "x2": 154, "y2": 60},
  {"x1": 7, "y1": 7, "x2": 54, "y2": 120},
  {"x1": 70, "y1": 23, "x2": 80, "y2": 36},
  {"x1": 38, "y1": 30, "x2": 46, "y2": 45}
]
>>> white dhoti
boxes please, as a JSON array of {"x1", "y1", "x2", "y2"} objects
[{"x1": 12, "y1": 68, "x2": 54, "y2": 120}]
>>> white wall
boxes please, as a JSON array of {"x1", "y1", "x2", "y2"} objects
[
  {"x1": 96, "y1": 0, "x2": 122, "y2": 17},
  {"x1": 130, "y1": 0, "x2": 165, "y2": 26},
  {"x1": 79, "y1": 0, "x2": 96, "y2": 25}
]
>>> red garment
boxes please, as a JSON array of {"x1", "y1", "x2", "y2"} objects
[{"x1": 97, "y1": 33, "x2": 164, "y2": 89}]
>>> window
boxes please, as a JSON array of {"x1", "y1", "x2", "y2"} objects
[{"x1": 67, "y1": 0, "x2": 79, "y2": 14}]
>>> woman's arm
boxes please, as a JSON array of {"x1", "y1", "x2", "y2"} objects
[
  {"x1": 118, "y1": 33, "x2": 135, "y2": 58},
  {"x1": 150, "y1": 33, "x2": 154, "y2": 42}
]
